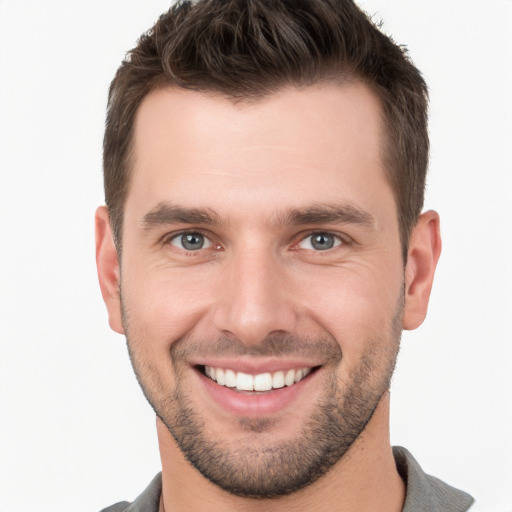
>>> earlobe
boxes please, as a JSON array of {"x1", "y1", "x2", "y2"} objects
[
  {"x1": 402, "y1": 210, "x2": 442, "y2": 331},
  {"x1": 95, "y1": 206, "x2": 124, "y2": 334}
]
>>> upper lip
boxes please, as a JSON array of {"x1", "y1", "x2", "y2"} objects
[{"x1": 190, "y1": 357, "x2": 322, "y2": 374}]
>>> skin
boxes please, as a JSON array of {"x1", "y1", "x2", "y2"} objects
[{"x1": 96, "y1": 83, "x2": 441, "y2": 511}]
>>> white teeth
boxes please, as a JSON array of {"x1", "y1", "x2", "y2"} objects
[
  {"x1": 236, "y1": 372, "x2": 254, "y2": 391},
  {"x1": 216, "y1": 368, "x2": 226, "y2": 386},
  {"x1": 254, "y1": 373, "x2": 272, "y2": 391},
  {"x1": 204, "y1": 366, "x2": 313, "y2": 391},
  {"x1": 225, "y1": 369, "x2": 236, "y2": 387},
  {"x1": 272, "y1": 371, "x2": 285, "y2": 389},
  {"x1": 284, "y1": 369, "x2": 295, "y2": 386}
]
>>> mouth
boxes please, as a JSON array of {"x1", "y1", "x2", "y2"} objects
[
  {"x1": 194, "y1": 362, "x2": 323, "y2": 417},
  {"x1": 198, "y1": 365, "x2": 319, "y2": 392}
]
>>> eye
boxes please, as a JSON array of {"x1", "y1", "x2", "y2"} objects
[
  {"x1": 298, "y1": 232, "x2": 342, "y2": 251},
  {"x1": 170, "y1": 232, "x2": 212, "y2": 251}
]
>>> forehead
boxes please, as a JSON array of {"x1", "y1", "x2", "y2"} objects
[{"x1": 127, "y1": 83, "x2": 392, "y2": 222}]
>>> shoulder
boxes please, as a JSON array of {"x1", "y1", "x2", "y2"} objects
[
  {"x1": 393, "y1": 446, "x2": 474, "y2": 512},
  {"x1": 98, "y1": 473, "x2": 162, "y2": 512}
]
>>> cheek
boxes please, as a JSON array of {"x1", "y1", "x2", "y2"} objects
[
  {"x1": 295, "y1": 262, "x2": 404, "y2": 355},
  {"x1": 121, "y1": 261, "x2": 215, "y2": 347},
  {"x1": 120, "y1": 265, "x2": 216, "y2": 396}
]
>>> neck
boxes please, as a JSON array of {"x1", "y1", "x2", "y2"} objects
[{"x1": 157, "y1": 392, "x2": 404, "y2": 512}]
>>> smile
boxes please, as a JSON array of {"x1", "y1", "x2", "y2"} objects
[{"x1": 203, "y1": 366, "x2": 313, "y2": 392}]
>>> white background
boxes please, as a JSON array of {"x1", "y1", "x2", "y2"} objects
[{"x1": 0, "y1": 1, "x2": 511, "y2": 510}]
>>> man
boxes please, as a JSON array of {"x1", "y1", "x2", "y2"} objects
[{"x1": 95, "y1": 0, "x2": 474, "y2": 510}]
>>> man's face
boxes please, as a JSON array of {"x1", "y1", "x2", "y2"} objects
[{"x1": 114, "y1": 84, "x2": 406, "y2": 496}]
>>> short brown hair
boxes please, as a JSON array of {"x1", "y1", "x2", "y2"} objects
[{"x1": 103, "y1": 0, "x2": 429, "y2": 260}]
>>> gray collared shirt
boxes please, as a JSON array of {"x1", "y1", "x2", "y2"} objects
[{"x1": 100, "y1": 446, "x2": 474, "y2": 511}]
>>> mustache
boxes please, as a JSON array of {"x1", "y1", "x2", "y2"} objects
[{"x1": 169, "y1": 331, "x2": 343, "y2": 362}]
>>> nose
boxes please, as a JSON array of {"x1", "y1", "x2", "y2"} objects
[{"x1": 212, "y1": 248, "x2": 297, "y2": 346}]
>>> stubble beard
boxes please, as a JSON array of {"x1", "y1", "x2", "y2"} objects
[{"x1": 122, "y1": 298, "x2": 403, "y2": 499}]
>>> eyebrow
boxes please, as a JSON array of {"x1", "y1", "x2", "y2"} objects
[
  {"x1": 142, "y1": 201, "x2": 375, "y2": 229},
  {"x1": 142, "y1": 203, "x2": 221, "y2": 228},
  {"x1": 274, "y1": 204, "x2": 375, "y2": 228}
]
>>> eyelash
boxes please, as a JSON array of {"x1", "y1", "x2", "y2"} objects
[
  {"x1": 164, "y1": 230, "x2": 218, "y2": 253},
  {"x1": 295, "y1": 231, "x2": 346, "y2": 251},
  {"x1": 164, "y1": 230, "x2": 349, "y2": 254}
]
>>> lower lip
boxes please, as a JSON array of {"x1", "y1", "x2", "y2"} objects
[{"x1": 196, "y1": 368, "x2": 318, "y2": 418}]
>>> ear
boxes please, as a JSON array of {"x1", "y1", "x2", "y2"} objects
[
  {"x1": 402, "y1": 210, "x2": 442, "y2": 330},
  {"x1": 95, "y1": 206, "x2": 124, "y2": 334}
]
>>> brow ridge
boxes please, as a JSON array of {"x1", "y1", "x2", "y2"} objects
[
  {"x1": 142, "y1": 202, "x2": 221, "y2": 228},
  {"x1": 142, "y1": 201, "x2": 374, "y2": 229},
  {"x1": 274, "y1": 203, "x2": 375, "y2": 227}
]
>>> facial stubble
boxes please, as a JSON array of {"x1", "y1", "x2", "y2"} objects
[{"x1": 122, "y1": 295, "x2": 403, "y2": 499}]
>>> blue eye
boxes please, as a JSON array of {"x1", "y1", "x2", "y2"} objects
[
  {"x1": 170, "y1": 232, "x2": 212, "y2": 251},
  {"x1": 298, "y1": 232, "x2": 342, "y2": 251}
]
